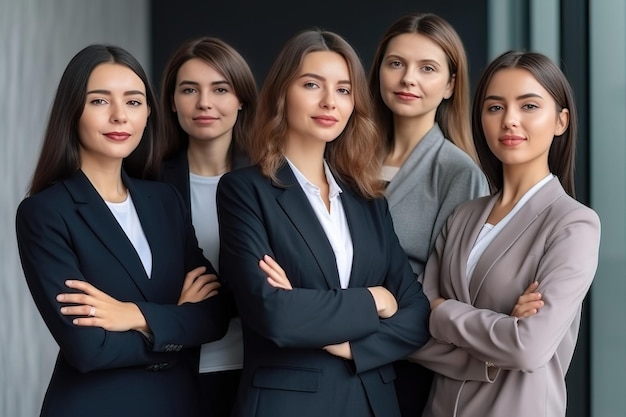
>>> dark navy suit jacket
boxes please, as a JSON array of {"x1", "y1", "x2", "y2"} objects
[
  {"x1": 217, "y1": 164, "x2": 431, "y2": 417},
  {"x1": 16, "y1": 170, "x2": 228, "y2": 417}
]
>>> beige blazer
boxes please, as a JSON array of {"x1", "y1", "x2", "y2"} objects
[{"x1": 409, "y1": 178, "x2": 601, "y2": 417}]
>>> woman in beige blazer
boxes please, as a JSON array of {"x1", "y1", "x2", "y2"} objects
[{"x1": 409, "y1": 51, "x2": 601, "y2": 417}]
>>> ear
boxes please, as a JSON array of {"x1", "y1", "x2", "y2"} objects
[
  {"x1": 147, "y1": 105, "x2": 151, "y2": 117},
  {"x1": 443, "y1": 74, "x2": 456, "y2": 100},
  {"x1": 555, "y1": 108, "x2": 569, "y2": 136}
]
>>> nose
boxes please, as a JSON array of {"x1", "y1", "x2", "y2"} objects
[
  {"x1": 320, "y1": 90, "x2": 336, "y2": 109},
  {"x1": 401, "y1": 67, "x2": 417, "y2": 87},
  {"x1": 110, "y1": 102, "x2": 127, "y2": 123},
  {"x1": 197, "y1": 90, "x2": 212, "y2": 109},
  {"x1": 502, "y1": 108, "x2": 519, "y2": 129}
]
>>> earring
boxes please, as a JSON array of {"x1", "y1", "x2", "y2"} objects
[{"x1": 238, "y1": 105, "x2": 243, "y2": 110}]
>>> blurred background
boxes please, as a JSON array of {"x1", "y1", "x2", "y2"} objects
[{"x1": 1, "y1": 1, "x2": 624, "y2": 416}]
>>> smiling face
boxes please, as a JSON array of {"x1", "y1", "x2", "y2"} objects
[
  {"x1": 378, "y1": 33, "x2": 454, "y2": 122},
  {"x1": 481, "y1": 68, "x2": 569, "y2": 171},
  {"x1": 284, "y1": 51, "x2": 354, "y2": 149},
  {"x1": 77, "y1": 63, "x2": 149, "y2": 167},
  {"x1": 172, "y1": 58, "x2": 242, "y2": 145}
]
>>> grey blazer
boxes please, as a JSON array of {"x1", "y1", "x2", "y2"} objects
[
  {"x1": 385, "y1": 124, "x2": 488, "y2": 276},
  {"x1": 409, "y1": 177, "x2": 601, "y2": 417}
]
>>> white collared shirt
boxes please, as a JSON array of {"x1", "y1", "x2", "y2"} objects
[{"x1": 286, "y1": 158, "x2": 353, "y2": 289}]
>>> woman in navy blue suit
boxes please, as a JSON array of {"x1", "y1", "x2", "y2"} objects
[
  {"x1": 15, "y1": 44, "x2": 228, "y2": 417},
  {"x1": 158, "y1": 37, "x2": 258, "y2": 417},
  {"x1": 216, "y1": 29, "x2": 431, "y2": 417}
]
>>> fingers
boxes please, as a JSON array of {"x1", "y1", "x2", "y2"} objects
[
  {"x1": 511, "y1": 292, "x2": 544, "y2": 318},
  {"x1": 260, "y1": 255, "x2": 293, "y2": 290},
  {"x1": 182, "y1": 266, "x2": 207, "y2": 292},
  {"x1": 522, "y1": 281, "x2": 539, "y2": 295}
]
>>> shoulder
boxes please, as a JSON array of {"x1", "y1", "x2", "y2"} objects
[
  {"x1": 437, "y1": 140, "x2": 483, "y2": 176},
  {"x1": 549, "y1": 193, "x2": 601, "y2": 229},
  {"x1": 17, "y1": 182, "x2": 69, "y2": 214}
]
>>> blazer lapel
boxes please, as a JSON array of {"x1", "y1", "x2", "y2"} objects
[
  {"x1": 274, "y1": 165, "x2": 341, "y2": 289},
  {"x1": 385, "y1": 124, "x2": 445, "y2": 210},
  {"x1": 468, "y1": 178, "x2": 564, "y2": 302},
  {"x1": 338, "y1": 187, "x2": 370, "y2": 289},
  {"x1": 63, "y1": 170, "x2": 151, "y2": 300}
]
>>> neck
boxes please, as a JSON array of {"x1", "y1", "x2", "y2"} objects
[
  {"x1": 386, "y1": 115, "x2": 435, "y2": 167},
  {"x1": 187, "y1": 134, "x2": 231, "y2": 176},
  {"x1": 284, "y1": 140, "x2": 327, "y2": 187},
  {"x1": 500, "y1": 164, "x2": 550, "y2": 207},
  {"x1": 80, "y1": 159, "x2": 127, "y2": 203}
]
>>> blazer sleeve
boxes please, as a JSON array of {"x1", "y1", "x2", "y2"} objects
[
  {"x1": 135, "y1": 183, "x2": 228, "y2": 350},
  {"x1": 408, "y1": 210, "x2": 496, "y2": 382},
  {"x1": 348, "y1": 200, "x2": 431, "y2": 374},
  {"x1": 217, "y1": 171, "x2": 384, "y2": 349},
  {"x1": 428, "y1": 206, "x2": 600, "y2": 372},
  {"x1": 16, "y1": 197, "x2": 172, "y2": 373}
]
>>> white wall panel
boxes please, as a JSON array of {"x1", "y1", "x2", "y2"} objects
[{"x1": 0, "y1": 1, "x2": 149, "y2": 415}]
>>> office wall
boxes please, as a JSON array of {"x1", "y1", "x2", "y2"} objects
[{"x1": 0, "y1": 1, "x2": 149, "y2": 415}]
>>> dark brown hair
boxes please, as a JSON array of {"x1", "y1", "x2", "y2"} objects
[
  {"x1": 472, "y1": 50, "x2": 577, "y2": 197},
  {"x1": 159, "y1": 37, "x2": 258, "y2": 166},
  {"x1": 250, "y1": 29, "x2": 383, "y2": 198},
  {"x1": 368, "y1": 13, "x2": 476, "y2": 161},
  {"x1": 28, "y1": 44, "x2": 160, "y2": 195}
]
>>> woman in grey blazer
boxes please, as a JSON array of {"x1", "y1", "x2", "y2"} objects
[
  {"x1": 367, "y1": 13, "x2": 489, "y2": 415},
  {"x1": 409, "y1": 51, "x2": 601, "y2": 417}
]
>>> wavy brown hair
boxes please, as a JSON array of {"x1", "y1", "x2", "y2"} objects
[
  {"x1": 29, "y1": 44, "x2": 160, "y2": 195},
  {"x1": 159, "y1": 37, "x2": 258, "y2": 166},
  {"x1": 472, "y1": 51, "x2": 577, "y2": 197},
  {"x1": 250, "y1": 29, "x2": 383, "y2": 198},
  {"x1": 368, "y1": 13, "x2": 476, "y2": 162}
]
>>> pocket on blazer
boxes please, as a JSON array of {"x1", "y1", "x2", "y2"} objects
[{"x1": 252, "y1": 366, "x2": 321, "y2": 392}]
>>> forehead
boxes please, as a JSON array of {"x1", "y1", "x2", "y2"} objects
[
  {"x1": 385, "y1": 32, "x2": 446, "y2": 60},
  {"x1": 485, "y1": 68, "x2": 549, "y2": 97},
  {"x1": 87, "y1": 63, "x2": 145, "y2": 92},
  {"x1": 297, "y1": 51, "x2": 350, "y2": 79},
  {"x1": 176, "y1": 58, "x2": 224, "y2": 81}
]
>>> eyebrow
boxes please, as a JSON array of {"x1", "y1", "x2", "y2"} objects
[
  {"x1": 386, "y1": 55, "x2": 442, "y2": 66},
  {"x1": 484, "y1": 93, "x2": 543, "y2": 101},
  {"x1": 299, "y1": 73, "x2": 351, "y2": 85},
  {"x1": 86, "y1": 89, "x2": 146, "y2": 96},
  {"x1": 177, "y1": 80, "x2": 230, "y2": 87}
]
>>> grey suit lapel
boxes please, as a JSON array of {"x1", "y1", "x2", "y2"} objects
[
  {"x1": 274, "y1": 165, "x2": 341, "y2": 289},
  {"x1": 385, "y1": 124, "x2": 445, "y2": 209},
  {"x1": 468, "y1": 178, "x2": 565, "y2": 302},
  {"x1": 64, "y1": 170, "x2": 152, "y2": 300}
]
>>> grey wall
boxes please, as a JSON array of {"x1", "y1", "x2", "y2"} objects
[{"x1": 0, "y1": 1, "x2": 149, "y2": 415}]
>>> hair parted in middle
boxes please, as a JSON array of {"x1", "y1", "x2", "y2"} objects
[
  {"x1": 250, "y1": 28, "x2": 384, "y2": 199},
  {"x1": 368, "y1": 13, "x2": 476, "y2": 162},
  {"x1": 159, "y1": 36, "x2": 258, "y2": 165}
]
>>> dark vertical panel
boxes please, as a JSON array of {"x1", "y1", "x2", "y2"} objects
[
  {"x1": 560, "y1": 1, "x2": 590, "y2": 417},
  {"x1": 150, "y1": 0, "x2": 488, "y2": 93}
]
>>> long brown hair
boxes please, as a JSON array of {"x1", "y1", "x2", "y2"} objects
[
  {"x1": 368, "y1": 13, "x2": 476, "y2": 161},
  {"x1": 29, "y1": 44, "x2": 160, "y2": 195},
  {"x1": 250, "y1": 29, "x2": 383, "y2": 198},
  {"x1": 159, "y1": 37, "x2": 258, "y2": 166},
  {"x1": 472, "y1": 51, "x2": 577, "y2": 197}
]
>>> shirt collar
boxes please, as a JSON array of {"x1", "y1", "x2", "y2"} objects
[{"x1": 285, "y1": 157, "x2": 343, "y2": 198}]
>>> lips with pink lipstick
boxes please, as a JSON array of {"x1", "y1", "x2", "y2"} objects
[
  {"x1": 193, "y1": 115, "x2": 218, "y2": 125},
  {"x1": 394, "y1": 91, "x2": 420, "y2": 100},
  {"x1": 312, "y1": 115, "x2": 338, "y2": 126},
  {"x1": 499, "y1": 134, "x2": 526, "y2": 146},
  {"x1": 103, "y1": 131, "x2": 131, "y2": 141}
]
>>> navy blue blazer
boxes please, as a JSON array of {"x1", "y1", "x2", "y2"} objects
[
  {"x1": 217, "y1": 164, "x2": 431, "y2": 417},
  {"x1": 16, "y1": 170, "x2": 228, "y2": 417}
]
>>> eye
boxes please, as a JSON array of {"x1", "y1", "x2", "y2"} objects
[
  {"x1": 127, "y1": 99, "x2": 142, "y2": 106},
  {"x1": 304, "y1": 82, "x2": 319, "y2": 89},
  {"x1": 522, "y1": 103, "x2": 539, "y2": 110},
  {"x1": 389, "y1": 60, "x2": 404, "y2": 69},
  {"x1": 422, "y1": 65, "x2": 435, "y2": 73},
  {"x1": 337, "y1": 87, "x2": 351, "y2": 95},
  {"x1": 215, "y1": 87, "x2": 229, "y2": 94},
  {"x1": 90, "y1": 98, "x2": 107, "y2": 105},
  {"x1": 486, "y1": 104, "x2": 503, "y2": 112},
  {"x1": 181, "y1": 87, "x2": 197, "y2": 94}
]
